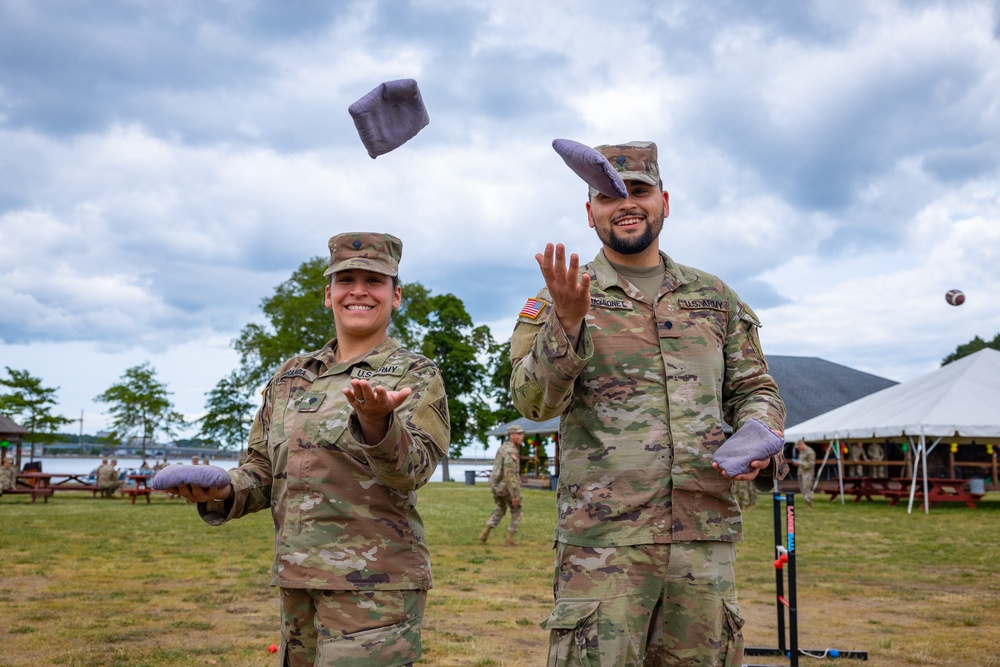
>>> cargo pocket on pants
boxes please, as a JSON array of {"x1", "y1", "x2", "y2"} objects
[
  {"x1": 540, "y1": 597, "x2": 601, "y2": 667},
  {"x1": 720, "y1": 599, "x2": 746, "y2": 667},
  {"x1": 316, "y1": 617, "x2": 420, "y2": 667}
]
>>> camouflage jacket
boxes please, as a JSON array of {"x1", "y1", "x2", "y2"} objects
[
  {"x1": 796, "y1": 445, "x2": 816, "y2": 473},
  {"x1": 489, "y1": 440, "x2": 522, "y2": 502},
  {"x1": 511, "y1": 250, "x2": 786, "y2": 546},
  {"x1": 0, "y1": 466, "x2": 14, "y2": 490},
  {"x1": 198, "y1": 338, "x2": 450, "y2": 591}
]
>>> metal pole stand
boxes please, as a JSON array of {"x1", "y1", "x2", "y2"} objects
[{"x1": 743, "y1": 492, "x2": 868, "y2": 666}]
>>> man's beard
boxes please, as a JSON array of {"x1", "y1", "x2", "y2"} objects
[{"x1": 595, "y1": 208, "x2": 664, "y2": 255}]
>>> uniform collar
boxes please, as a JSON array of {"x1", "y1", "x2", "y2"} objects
[
  {"x1": 312, "y1": 338, "x2": 401, "y2": 376},
  {"x1": 591, "y1": 249, "x2": 694, "y2": 295}
]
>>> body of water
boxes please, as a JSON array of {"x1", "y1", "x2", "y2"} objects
[{"x1": 19, "y1": 456, "x2": 502, "y2": 484}]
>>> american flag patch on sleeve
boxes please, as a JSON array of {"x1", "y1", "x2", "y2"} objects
[{"x1": 519, "y1": 298, "x2": 547, "y2": 319}]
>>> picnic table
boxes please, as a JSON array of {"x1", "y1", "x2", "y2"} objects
[
  {"x1": 825, "y1": 476, "x2": 985, "y2": 508},
  {"x1": 44, "y1": 472, "x2": 106, "y2": 496},
  {"x1": 5, "y1": 472, "x2": 57, "y2": 503},
  {"x1": 121, "y1": 474, "x2": 154, "y2": 504}
]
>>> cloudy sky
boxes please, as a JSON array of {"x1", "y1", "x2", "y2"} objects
[{"x1": 2, "y1": 0, "x2": 999, "y2": 439}]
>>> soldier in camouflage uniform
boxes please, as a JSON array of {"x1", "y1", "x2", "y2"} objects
[
  {"x1": 733, "y1": 480, "x2": 758, "y2": 508},
  {"x1": 95, "y1": 458, "x2": 122, "y2": 497},
  {"x1": 511, "y1": 142, "x2": 786, "y2": 667},
  {"x1": 0, "y1": 458, "x2": 15, "y2": 491},
  {"x1": 166, "y1": 233, "x2": 450, "y2": 667},
  {"x1": 792, "y1": 440, "x2": 816, "y2": 508},
  {"x1": 479, "y1": 424, "x2": 524, "y2": 546}
]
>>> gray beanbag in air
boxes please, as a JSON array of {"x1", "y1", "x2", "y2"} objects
[
  {"x1": 712, "y1": 419, "x2": 785, "y2": 477},
  {"x1": 552, "y1": 138, "x2": 628, "y2": 199},
  {"x1": 150, "y1": 464, "x2": 231, "y2": 490},
  {"x1": 348, "y1": 79, "x2": 430, "y2": 159}
]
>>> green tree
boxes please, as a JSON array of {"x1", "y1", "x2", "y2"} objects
[
  {"x1": 942, "y1": 333, "x2": 1000, "y2": 365},
  {"x1": 234, "y1": 256, "x2": 334, "y2": 388},
  {"x1": 484, "y1": 337, "x2": 520, "y2": 428},
  {"x1": 0, "y1": 368, "x2": 74, "y2": 461},
  {"x1": 412, "y1": 293, "x2": 495, "y2": 457},
  {"x1": 198, "y1": 370, "x2": 256, "y2": 456},
  {"x1": 94, "y1": 362, "x2": 186, "y2": 460}
]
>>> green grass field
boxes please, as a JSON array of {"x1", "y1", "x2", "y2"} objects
[{"x1": 1, "y1": 485, "x2": 997, "y2": 666}]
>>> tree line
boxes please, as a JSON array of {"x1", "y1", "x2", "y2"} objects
[{"x1": 1, "y1": 256, "x2": 520, "y2": 462}]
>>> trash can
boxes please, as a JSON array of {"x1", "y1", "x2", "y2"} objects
[
  {"x1": 464, "y1": 470, "x2": 476, "y2": 486},
  {"x1": 549, "y1": 474, "x2": 558, "y2": 491},
  {"x1": 969, "y1": 478, "x2": 985, "y2": 495}
]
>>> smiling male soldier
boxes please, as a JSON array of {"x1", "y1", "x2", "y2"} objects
[{"x1": 511, "y1": 142, "x2": 787, "y2": 667}]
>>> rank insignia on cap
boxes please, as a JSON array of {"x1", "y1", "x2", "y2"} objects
[{"x1": 519, "y1": 298, "x2": 547, "y2": 319}]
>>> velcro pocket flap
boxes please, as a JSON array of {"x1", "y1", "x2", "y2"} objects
[{"x1": 540, "y1": 597, "x2": 601, "y2": 630}]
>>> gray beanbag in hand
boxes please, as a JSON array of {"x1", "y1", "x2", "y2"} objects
[
  {"x1": 349, "y1": 79, "x2": 430, "y2": 159},
  {"x1": 150, "y1": 464, "x2": 231, "y2": 490},
  {"x1": 552, "y1": 138, "x2": 628, "y2": 199},
  {"x1": 713, "y1": 419, "x2": 784, "y2": 477}
]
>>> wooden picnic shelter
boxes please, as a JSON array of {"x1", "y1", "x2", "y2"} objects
[{"x1": 0, "y1": 415, "x2": 28, "y2": 469}]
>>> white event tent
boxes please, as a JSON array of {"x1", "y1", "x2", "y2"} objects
[{"x1": 785, "y1": 348, "x2": 1000, "y2": 513}]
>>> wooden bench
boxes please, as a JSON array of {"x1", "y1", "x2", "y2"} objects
[
  {"x1": 120, "y1": 487, "x2": 153, "y2": 504},
  {"x1": 881, "y1": 478, "x2": 984, "y2": 508},
  {"x1": 823, "y1": 477, "x2": 894, "y2": 502},
  {"x1": 1, "y1": 487, "x2": 55, "y2": 503},
  {"x1": 49, "y1": 484, "x2": 107, "y2": 497}
]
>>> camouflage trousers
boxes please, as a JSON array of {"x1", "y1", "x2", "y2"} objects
[
  {"x1": 486, "y1": 493, "x2": 522, "y2": 533},
  {"x1": 542, "y1": 542, "x2": 744, "y2": 667},
  {"x1": 733, "y1": 481, "x2": 757, "y2": 508},
  {"x1": 279, "y1": 588, "x2": 426, "y2": 667},
  {"x1": 798, "y1": 471, "x2": 814, "y2": 504}
]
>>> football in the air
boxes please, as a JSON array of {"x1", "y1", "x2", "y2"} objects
[{"x1": 945, "y1": 289, "x2": 965, "y2": 306}]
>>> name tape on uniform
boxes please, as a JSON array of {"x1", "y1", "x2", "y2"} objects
[
  {"x1": 590, "y1": 297, "x2": 631, "y2": 309},
  {"x1": 351, "y1": 364, "x2": 405, "y2": 380}
]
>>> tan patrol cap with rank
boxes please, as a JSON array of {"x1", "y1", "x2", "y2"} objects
[
  {"x1": 323, "y1": 232, "x2": 403, "y2": 277},
  {"x1": 507, "y1": 424, "x2": 525, "y2": 434},
  {"x1": 590, "y1": 141, "x2": 660, "y2": 196}
]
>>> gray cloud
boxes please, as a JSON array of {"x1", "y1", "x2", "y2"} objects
[{"x1": 2, "y1": 0, "x2": 1000, "y2": 434}]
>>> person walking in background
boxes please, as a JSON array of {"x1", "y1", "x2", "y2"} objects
[
  {"x1": 479, "y1": 424, "x2": 524, "y2": 546},
  {"x1": 156, "y1": 232, "x2": 449, "y2": 667},
  {"x1": 511, "y1": 141, "x2": 786, "y2": 667},
  {"x1": 792, "y1": 439, "x2": 816, "y2": 508}
]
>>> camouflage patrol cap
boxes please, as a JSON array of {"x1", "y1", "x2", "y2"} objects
[
  {"x1": 323, "y1": 232, "x2": 402, "y2": 278},
  {"x1": 590, "y1": 141, "x2": 660, "y2": 196},
  {"x1": 507, "y1": 424, "x2": 525, "y2": 434}
]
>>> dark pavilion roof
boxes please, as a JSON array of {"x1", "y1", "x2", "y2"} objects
[
  {"x1": 0, "y1": 414, "x2": 29, "y2": 437},
  {"x1": 488, "y1": 355, "x2": 898, "y2": 437},
  {"x1": 767, "y1": 355, "x2": 898, "y2": 429}
]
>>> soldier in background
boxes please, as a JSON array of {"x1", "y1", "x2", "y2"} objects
[
  {"x1": 848, "y1": 442, "x2": 867, "y2": 478},
  {"x1": 0, "y1": 458, "x2": 15, "y2": 491},
  {"x1": 511, "y1": 141, "x2": 786, "y2": 667},
  {"x1": 733, "y1": 479, "x2": 758, "y2": 509},
  {"x1": 163, "y1": 233, "x2": 450, "y2": 667},
  {"x1": 479, "y1": 424, "x2": 524, "y2": 546},
  {"x1": 792, "y1": 439, "x2": 816, "y2": 508},
  {"x1": 95, "y1": 457, "x2": 122, "y2": 497},
  {"x1": 868, "y1": 441, "x2": 887, "y2": 478}
]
